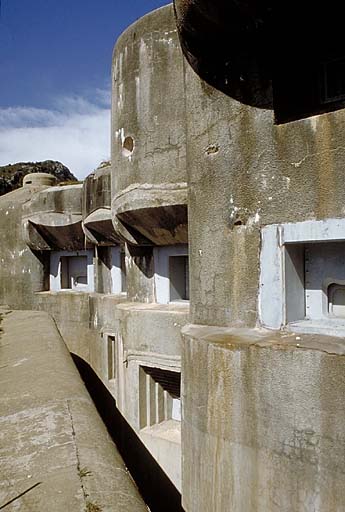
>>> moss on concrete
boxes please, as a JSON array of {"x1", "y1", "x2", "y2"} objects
[{"x1": 86, "y1": 502, "x2": 102, "y2": 512}]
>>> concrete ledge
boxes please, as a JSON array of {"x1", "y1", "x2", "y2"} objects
[
  {"x1": 181, "y1": 323, "x2": 345, "y2": 512},
  {"x1": 0, "y1": 309, "x2": 147, "y2": 512},
  {"x1": 181, "y1": 323, "x2": 345, "y2": 355}
]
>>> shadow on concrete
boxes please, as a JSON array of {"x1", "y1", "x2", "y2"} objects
[
  {"x1": 0, "y1": 483, "x2": 42, "y2": 510},
  {"x1": 72, "y1": 354, "x2": 184, "y2": 512},
  {"x1": 127, "y1": 245, "x2": 154, "y2": 279},
  {"x1": 174, "y1": 0, "x2": 273, "y2": 109}
]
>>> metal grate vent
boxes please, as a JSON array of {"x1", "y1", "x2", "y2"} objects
[{"x1": 142, "y1": 366, "x2": 180, "y2": 398}]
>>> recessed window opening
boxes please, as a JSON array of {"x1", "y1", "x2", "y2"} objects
[
  {"x1": 273, "y1": 8, "x2": 345, "y2": 124},
  {"x1": 109, "y1": 246, "x2": 126, "y2": 295},
  {"x1": 328, "y1": 283, "x2": 345, "y2": 317},
  {"x1": 284, "y1": 241, "x2": 345, "y2": 325},
  {"x1": 154, "y1": 245, "x2": 189, "y2": 304},
  {"x1": 60, "y1": 255, "x2": 87, "y2": 290},
  {"x1": 274, "y1": 54, "x2": 345, "y2": 123},
  {"x1": 272, "y1": 4, "x2": 345, "y2": 123},
  {"x1": 50, "y1": 250, "x2": 94, "y2": 292},
  {"x1": 139, "y1": 366, "x2": 181, "y2": 429},
  {"x1": 260, "y1": 220, "x2": 345, "y2": 335},
  {"x1": 169, "y1": 255, "x2": 189, "y2": 302},
  {"x1": 106, "y1": 335, "x2": 116, "y2": 382},
  {"x1": 121, "y1": 249, "x2": 127, "y2": 293}
]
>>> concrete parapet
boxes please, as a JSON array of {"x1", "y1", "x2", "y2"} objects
[
  {"x1": 83, "y1": 165, "x2": 111, "y2": 218},
  {"x1": 181, "y1": 323, "x2": 345, "y2": 512},
  {"x1": 0, "y1": 309, "x2": 147, "y2": 512},
  {"x1": 82, "y1": 165, "x2": 120, "y2": 246},
  {"x1": 24, "y1": 183, "x2": 83, "y2": 216}
]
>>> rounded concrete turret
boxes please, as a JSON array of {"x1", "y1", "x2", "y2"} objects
[
  {"x1": 111, "y1": 5, "x2": 188, "y2": 246},
  {"x1": 23, "y1": 172, "x2": 57, "y2": 188}
]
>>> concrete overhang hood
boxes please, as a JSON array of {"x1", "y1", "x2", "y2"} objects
[
  {"x1": 83, "y1": 208, "x2": 122, "y2": 246},
  {"x1": 23, "y1": 213, "x2": 86, "y2": 251},
  {"x1": 22, "y1": 184, "x2": 87, "y2": 251},
  {"x1": 112, "y1": 183, "x2": 188, "y2": 246}
]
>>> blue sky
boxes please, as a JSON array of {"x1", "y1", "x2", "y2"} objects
[{"x1": 0, "y1": 0, "x2": 169, "y2": 177}]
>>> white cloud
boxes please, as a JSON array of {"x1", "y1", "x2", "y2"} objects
[{"x1": 0, "y1": 93, "x2": 111, "y2": 179}]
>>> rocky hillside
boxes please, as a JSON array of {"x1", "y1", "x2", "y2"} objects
[{"x1": 0, "y1": 160, "x2": 78, "y2": 196}]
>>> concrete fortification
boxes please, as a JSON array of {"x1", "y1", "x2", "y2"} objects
[{"x1": 1, "y1": 2, "x2": 345, "y2": 511}]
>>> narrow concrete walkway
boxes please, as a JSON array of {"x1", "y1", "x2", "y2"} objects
[{"x1": 0, "y1": 309, "x2": 148, "y2": 512}]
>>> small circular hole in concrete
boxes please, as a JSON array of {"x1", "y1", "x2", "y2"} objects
[
  {"x1": 122, "y1": 136, "x2": 134, "y2": 157},
  {"x1": 205, "y1": 144, "x2": 219, "y2": 156}
]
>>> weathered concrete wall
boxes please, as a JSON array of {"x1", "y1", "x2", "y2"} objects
[
  {"x1": 82, "y1": 165, "x2": 120, "y2": 246},
  {"x1": 182, "y1": 324, "x2": 345, "y2": 512},
  {"x1": 125, "y1": 245, "x2": 154, "y2": 303},
  {"x1": 83, "y1": 165, "x2": 111, "y2": 218},
  {"x1": 183, "y1": 57, "x2": 345, "y2": 327},
  {"x1": 114, "y1": 302, "x2": 186, "y2": 491},
  {"x1": 24, "y1": 183, "x2": 83, "y2": 217},
  {"x1": 173, "y1": 4, "x2": 345, "y2": 511},
  {"x1": 0, "y1": 187, "x2": 49, "y2": 309},
  {"x1": 0, "y1": 309, "x2": 147, "y2": 512},
  {"x1": 116, "y1": 302, "x2": 187, "y2": 358},
  {"x1": 35, "y1": 291, "x2": 99, "y2": 364},
  {"x1": 34, "y1": 292, "x2": 185, "y2": 374}
]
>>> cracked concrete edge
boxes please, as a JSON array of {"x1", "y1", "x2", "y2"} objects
[
  {"x1": 181, "y1": 323, "x2": 345, "y2": 356},
  {"x1": 0, "y1": 309, "x2": 148, "y2": 512}
]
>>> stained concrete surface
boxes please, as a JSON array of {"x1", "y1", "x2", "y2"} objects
[
  {"x1": 0, "y1": 309, "x2": 147, "y2": 512},
  {"x1": 182, "y1": 324, "x2": 345, "y2": 512},
  {"x1": 0, "y1": 188, "x2": 49, "y2": 310}
]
